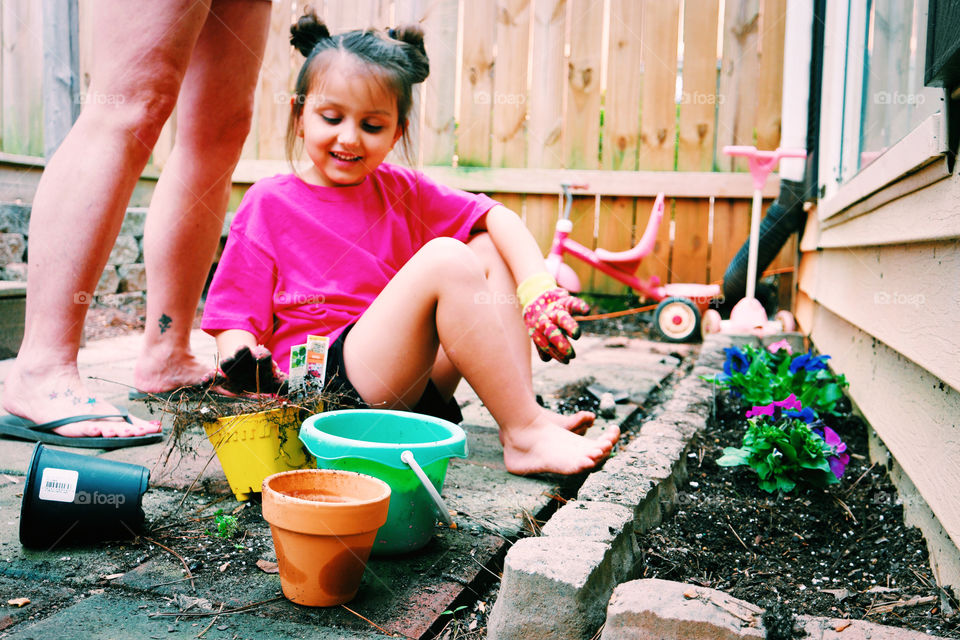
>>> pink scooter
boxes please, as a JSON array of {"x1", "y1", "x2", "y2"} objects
[
  {"x1": 545, "y1": 184, "x2": 721, "y2": 343},
  {"x1": 701, "y1": 146, "x2": 807, "y2": 336}
]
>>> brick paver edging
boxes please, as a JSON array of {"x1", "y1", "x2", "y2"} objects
[{"x1": 487, "y1": 332, "x2": 951, "y2": 640}]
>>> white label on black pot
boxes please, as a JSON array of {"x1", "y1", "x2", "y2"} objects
[{"x1": 38, "y1": 467, "x2": 78, "y2": 503}]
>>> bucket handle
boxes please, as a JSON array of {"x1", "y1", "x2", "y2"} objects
[{"x1": 400, "y1": 450, "x2": 453, "y2": 527}]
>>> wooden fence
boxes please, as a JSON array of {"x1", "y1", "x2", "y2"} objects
[{"x1": 1, "y1": 0, "x2": 794, "y2": 297}]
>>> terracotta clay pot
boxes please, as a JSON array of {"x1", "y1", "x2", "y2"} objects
[{"x1": 261, "y1": 469, "x2": 390, "y2": 606}]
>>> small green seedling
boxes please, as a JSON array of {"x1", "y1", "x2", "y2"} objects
[
  {"x1": 213, "y1": 509, "x2": 239, "y2": 539},
  {"x1": 441, "y1": 605, "x2": 467, "y2": 616}
]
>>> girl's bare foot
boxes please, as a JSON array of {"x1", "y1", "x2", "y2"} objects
[
  {"x1": 3, "y1": 366, "x2": 161, "y2": 438},
  {"x1": 500, "y1": 414, "x2": 619, "y2": 476},
  {"x1": 133, "y1": 347, "x2": 219, "y2": 393},
  {"x1": 549, "y1": 408, "x2": 595, "y2": 435}
]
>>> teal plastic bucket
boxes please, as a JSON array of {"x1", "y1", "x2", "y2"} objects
[{"x1": 299, "y1": 410, "x2": 467, "y2": 555}]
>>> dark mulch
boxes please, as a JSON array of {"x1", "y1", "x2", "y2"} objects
[{"x1": 636, "y1": 392, "x2": 960, "y2": 637}]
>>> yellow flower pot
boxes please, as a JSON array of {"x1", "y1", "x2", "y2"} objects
[{"x1": 204, "y1": 406, "x2": 317, "y2": 501}]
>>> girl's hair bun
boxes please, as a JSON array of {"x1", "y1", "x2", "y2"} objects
[
  {"x1": 389, "y1": 25, "x2": 429, "y2": 84},
  {"x1": 290, "y1": 7, "x2": 330, "y2": 57}
]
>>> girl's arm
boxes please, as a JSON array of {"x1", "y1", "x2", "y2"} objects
[
  {"x1": 476, "y1": 204, "x2": 590, "y2": 364},
  {"x1": 475, "y1": 204, "x2": 548, "y2": 284},
  {"x1": 213, "y1": 329, "x2": 258, "y2": 361}
]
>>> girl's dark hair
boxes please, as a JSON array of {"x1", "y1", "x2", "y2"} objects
[{"x1": 285, "y1": 7, "x2": 430, "y2": 167}]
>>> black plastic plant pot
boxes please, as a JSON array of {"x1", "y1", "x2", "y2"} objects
[{"x1": 20, "y1": 443, "x2": 150, "y2": 549}]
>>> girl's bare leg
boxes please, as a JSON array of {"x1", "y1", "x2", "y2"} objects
[
  {"x1": 431, "y1": 233, "x2": 594, "y2": 434},
  {"x1": 134, "y1": 0, "x2": 270, "y2": 393},
  {"x1": 343, "y1": 238, "x2": 618, "y2": 475},
  {"x1": 2, "y1": 1, "x2": 210, "y2": 437}
]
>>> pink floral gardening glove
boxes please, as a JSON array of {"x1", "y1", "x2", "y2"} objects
[{"x1": 518, "y1": 273, "x2": 591, "y2": 364}]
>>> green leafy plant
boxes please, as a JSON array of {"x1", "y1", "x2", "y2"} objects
[
  {"x1": 213, "y1": 509, "x2": 239, "y2": 539},
  {"x1": 717, "y1": 396, "x2": 850, "y2": 494},
  {"x1": 706, "y1": 344, "x2": 849, "y2": 417}
]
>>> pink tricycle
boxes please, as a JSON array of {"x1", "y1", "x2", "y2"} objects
[{"x1": 545, "y1": 184, "x2": 721, "y2": 343}]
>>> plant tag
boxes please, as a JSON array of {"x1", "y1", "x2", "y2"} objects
[
  {"x1": 38, "y1": 467, "x2": 78, "y2": 502},
  {"x1": 289, "y1": 344, "x2": 307, "y2": 392},
  {"x1": 305, "y1": 334, "x2": 329, "y2": 391}
]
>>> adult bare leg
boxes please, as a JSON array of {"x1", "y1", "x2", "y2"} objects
[
  {"x1": 134, "y1": 0, "x2": 271, "y2": 393},
  {"x1": 430, "y1": 233, "x2": 594, "y2": 434},
  {"x1": 343, "y1": 238, "x2": 618, "y2": 476},
  {"x1": 2, "y1": 1, "x2": 211, "y2": 438}
]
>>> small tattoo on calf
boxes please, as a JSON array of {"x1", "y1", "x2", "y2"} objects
[{"x1": 159, "y1": 313, "x2": 172, "y2": 334}]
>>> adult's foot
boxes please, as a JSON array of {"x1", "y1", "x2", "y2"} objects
[
  {"x1": 500, "y1": 415, "x2": 619, "y2": 476},
  {"x1": 133, "y1": 346, "x2": 219, "y2": 394},
  {"x1": 3, "y1": 365, "x2": 160, "y2": 438}
]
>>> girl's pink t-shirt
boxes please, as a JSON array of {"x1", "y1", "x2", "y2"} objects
[{"x1": 201, "y1": 163, "x2": 498, "y2": 372}]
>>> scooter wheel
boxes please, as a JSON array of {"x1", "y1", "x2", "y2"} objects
[
  {"x1": 702, "y1": 308, "x2": 722, "y2": 334},
  {"x1": 653, "y1": 297, "x2": 702, "y2": 343},
  {"x1": 775, "y1": 309, "x2": 797, "y2": 332}
]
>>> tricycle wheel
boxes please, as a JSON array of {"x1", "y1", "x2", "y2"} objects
[{"x1": 653, "y1": 297, "x2": 702, "y2": 343}]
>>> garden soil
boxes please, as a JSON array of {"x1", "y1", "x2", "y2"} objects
[{"x1": 634, "y1": 392, "x2": 960, "y2": 638}]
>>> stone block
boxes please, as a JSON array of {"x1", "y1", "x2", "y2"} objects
[
  {"x1": 487, "y1": 537, "x2": 614, "y2": 640},
  {"x1": 0, "y1": 202, "x2": 30, "y2": 235},
  {"x1": 797, "y1": 615, "x2": 946, "y2": 639},
  {"x1": 578, "y1": 464, "x2": 661, "y2": 533},
  {"x1": 601, "y1": 579, "x2": 765, "y2": 640},
  {"x1": 95, "y1": 266, "x2": 120, "y2": 295},
  {"x1": 119, "y1": 207, "x2": 148, "y2": 236},
  {"x1": 0, "y1": 282, "x2": 26, "y2": 358},
  {"x1": 645, "y1": 410, "x2": 705, "y2": 441},
  {"x1": 107, "y1": 234, "x2": 140, "y2": 265},
  {"x1": 117, "y1": 263, "x2": 147, "y2": 292},
  {"x1": 3, "y1": 262, "x2": 27, "y2": 281},
  {"x1": 0, "y1": 232, "x2": 25, "y2": 266},
  {"x1": 541, "y1": 500, "x2": 638, "y2": 581}
]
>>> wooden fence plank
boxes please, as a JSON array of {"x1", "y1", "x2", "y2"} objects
[
  {"x1": 458, "y1": 0, "x2": 497, "y2": 166},
  {"x1": 709, "y1": 198, "x2": 750, "y2": 285},
  {"x1": 2, "y1": 0, "x2": 44, "y2": 156},
  {"x1": 671, "y1": 197, "x2": 710, "y2": 284},
  {"x1": 677, "y1": 0, "x2": 720, "y2": 172},
  {"x1": 634, "y1": 196, "x2": 671, "y2": 287},
  {"x1": 322, "y1": 0, "x2": 389, "y2": 31},
  {"x1": 602, "y1": 0, "x2": 643, "y2": 171},
  {"x1": 257, "y1": 0, "x2": 296, "y2": 161},
  {"x1": 491, "y1": 0, "x2": 531, "y2": 168},
  {"x1": 563, "y1": 0, "x2": 604, "y2": 169},
  {"x1": 638, "y1": 0, "x2": 680, "y2": 171},
  {"x1": 527, "y1": 0, "x2": 566, "y2": 168},
  {"x1": 716, "y1": 0, "x2": 760, "y2": 171},
  {"x1": 524, "y1": 193, "x2": 560, "y2": 255},
  {"x1": 593, "y1": 195, "x2": 635, "y2": 294},
  {"x1": 756, "y1": 0, "x2": 786, "y2": 151},
  {"x1": 41, "y1": 0, "x2": 80, "y2": 158},
  {"x1": 404, "y1": 0, "x2": 458, "y2": 165},
  {"x1": 568, "y1": 194, "x2": 597, "y2": 289}
]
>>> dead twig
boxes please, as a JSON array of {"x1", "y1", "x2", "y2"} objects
[
  {"x1": 843, "y1": 462, "x2": 877, "y2": 498},
  {"x1": 340, "y1": 604, "x2": 401, "y2": 637},
  {"x1": 196, "y1": 603, "x2": 225, "y2": 638},
  {"x1": 150, "y1": 596, "x2": 284, "y2": 618},
  {"x1": 865, "y1": 595, "x2": 936, "y2": 616},
  {"x1": 726, "y1": 521, "x2": 750, "y2": 552},
  {"x1": 833, "y1": 496, "x2": 857, "y2": 524},
  {"x1": 143, "y1": 537, "x2": 195, "y2": 590}
]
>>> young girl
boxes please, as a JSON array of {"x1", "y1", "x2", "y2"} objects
[{"x1": 202, "y1": 10, "x2": 620, "y2": 476}]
